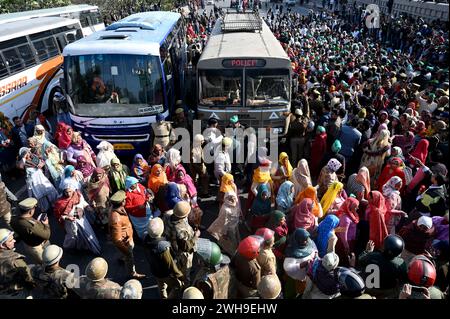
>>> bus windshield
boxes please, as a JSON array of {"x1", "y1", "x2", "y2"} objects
[
  {"x1": 199, "y1": 69, "x2": 242, "y2": 107},
  {"x1": 66, "y1": 54, "x2": 164, "y2": 117},
  {"x1": 245, "y1": 69, "x2": 290, "y2": 106}
]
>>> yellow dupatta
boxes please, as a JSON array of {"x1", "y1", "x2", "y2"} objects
[{"x1": 320, "y1": 181, "x2": 344, "y2": 215}]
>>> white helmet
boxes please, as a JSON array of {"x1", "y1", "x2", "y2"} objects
[
  {"x1": 322, "y1": 252, "x2": 340, "y2": 271},
  {"x1": 120, "y1": 279, "x2": 143, "y2": 299},
  {"x1": 147, "y1": 217, "x2": 164, "y2": 238},
  {"x1": 182, "y1": 287, "x2": 204, "y2": 299},
  {"x1": 0, "y1": 228, "x2": 13, "y2": 246},
  {"x1": 42, "y1": 245, "x2": 63, "y2": 266},
  {"x1": 258, "y1": 275, "x2": 282, "y2": 299}
]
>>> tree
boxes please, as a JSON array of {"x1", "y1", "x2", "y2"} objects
[
  {"x1": 0, "y1": 0, "x2": 72, "y2": 13},
  {"x1": 87, "y1": 0, "x2": 180, "y2": 24}
]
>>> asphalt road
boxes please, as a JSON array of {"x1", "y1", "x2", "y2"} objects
[{"x1": 2, "y1": 0, "x2": 326, "y2": 298}]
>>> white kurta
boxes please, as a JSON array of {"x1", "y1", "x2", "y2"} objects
[{"x1": 25, "y1": 167, "x2": 58, "y2": 212}]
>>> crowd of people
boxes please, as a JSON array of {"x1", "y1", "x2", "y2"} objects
[{"x1": 0, "y1": 1, "x2": 449, "y2": 300}]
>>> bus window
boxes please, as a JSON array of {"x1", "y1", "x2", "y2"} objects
[
  {"x1": 2, "y1": 48, "x2": 23, "y2": 74},
  {"x1": 44, "y1": 38, "x2": 59, "y2": 57},
  {"x1": 0, "y1": 37, "x2": 23, "y2": 49},
  {"x1": 52, "y1": 25, "x2": 82, "y2": 39},
  {"x1": 199, "y1": 69, "x2": 242, "y2": 106},
  {"x1": 163, "y1": 55, "x2": 173, "y2": 78},
  {"x1": 163, "y1": 55, "x2": 173, "y2": 108},
  {"x1": 245, "y1": 69, "x2": 290, "y2": 106},
  {"x1": 75, "y1": 28, "x2": 83, "y2": 40},
  {"x1": 79, "y1": 11, "x2": 91, "y2": 27},
  {"x1": 29, "y1": 30, "x2": 53, "y2": 41},
  {"x1": 0, "y1": 55, "x2": 8, "y2": 79},
  {"x1": 91, "y1": 11, "x2": 103, "y2": 25},
  {"x1": 55, "y1": 35, "x2": 67, "y2": 53},
  {"x1": 67, "y1": 54, "x2": 163, "y2": 117},
  {"x1": 32, "y1": 40, "x2": 50, "y2": 61},
  {"x1": 17, "y1": 44, "x2": 35, "y2": 68},
  {"x1": 66, "y1": 33, "x2": 76, "y2": 44}
]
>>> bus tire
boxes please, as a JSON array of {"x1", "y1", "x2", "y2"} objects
[{"x1": 46, "y1": 88, "x2": 62, "y2": 117}]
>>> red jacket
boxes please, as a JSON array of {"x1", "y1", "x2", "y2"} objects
[{"x1": 125, "y1": 183, "x2": 149, "y2": 218}]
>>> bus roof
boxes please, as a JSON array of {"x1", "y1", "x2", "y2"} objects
[
  {"x1": 198, "y1": 15, "x2": 290, "y2": 66},
  {"x1": 63, "y1": 11, "x2": 181, "y2": 57},
  {"x1": 0, "y1": 4, "x2": 98, "y2": 25},
  {"x1": 0, "y1": 17, "x2": 80, "y2": 42}
]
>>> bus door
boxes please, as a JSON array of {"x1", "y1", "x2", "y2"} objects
[
  {"x1": 169, "y1": 46, "x2": 181, "y2": 102},
  {"x1": 162, "y1": 54, "x2": 174, "y2": 113}
]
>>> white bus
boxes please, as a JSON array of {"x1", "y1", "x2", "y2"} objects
[
  {"x1": 0, "y1": 17, "x2": 83, "y2": 122},
  {"x1": 0, "y1": 4, "x2": 104, "y2": 36},
  {"x1": 197, "y1": 12, "x2": 292, "y2": 135}
]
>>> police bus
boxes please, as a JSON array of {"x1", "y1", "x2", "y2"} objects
[
  {"x1": 197, "y1": 12, "x2": 291, "y2": 135},
  {"x1": 0, "y1": 17, "x2": 83, "y2": 122},
  {"x1": 62, "y1": 11, "x2": 187, "y2": 154},
  {"x1": 0, "y1": 4, "x2": 104, "y2": 37}
]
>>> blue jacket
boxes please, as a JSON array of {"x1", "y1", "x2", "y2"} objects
[{"x1": 338, "y1": 125, "x2": 361, "y2": 159}]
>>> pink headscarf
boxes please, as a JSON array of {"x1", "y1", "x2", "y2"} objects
[
  {"x1": 174, "y1": 165, "x2": 197, "y2": 198},
  {"x1": 76, "y1": 155, "x2": 94, "y2": 178},
  {"x1": 290, "y1": 198, "x2": 316, "y2": 233}
]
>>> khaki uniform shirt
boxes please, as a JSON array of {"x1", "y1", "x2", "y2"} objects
[
  {"x1": 109, "y1": 207, "x2": 133, "y2": 255},
  {"x1": 11, "y1": 216, "x2": 50, "y2": 247},
  {"x1": 166, "y1": 216, "x2": 196, "y2": 255},
  {"x1": 0, "y1": 250, "x2": 34, "y2": 294},
  {"x1": 30, "y1": 265, "x2": 75, "y2": 299},
  {"x1": 74, "y1": 276, "x2": 121, "y2": 299}
]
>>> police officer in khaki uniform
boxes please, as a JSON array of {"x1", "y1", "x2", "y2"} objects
[
  {"x1": 144, "y1": 217, "x2": 183, "y2": 299},
  {"x1": 173, "y1": 103, "x2": 190, "y2": 132},
  {"x1": 166, "y1": 201, "x2": 200, "y2": 286},
  {"x1": 109, "y1": 191, "x2": 145, "y2": 279},
  {"x1": 11, "y1": 198, "x2": 50, "y2": 264},
  {"x1": 0, "y1": 172, "x2": 16, "y2": 228},
  {"x1": 30, "y1": 244, "x2": 76, "y2": 299},
  {"x1": 0, "y1": 228, "x2": 35, "y2": 299},
  {"x1": 73, "y1": 257, "x2": 122, "y2": 299},
  {"x1": 151, "y1": 113, "x2": 175, "y2": 150},
  {"x1": 193, "y1": 238, "x2": 235, "y2": 299},
  {"x1": 232, "y1": 236, "x2": 263, "y2": 298}
]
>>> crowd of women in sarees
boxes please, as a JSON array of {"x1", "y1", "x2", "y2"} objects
[
  {"x1": 1, "y1": 3, "x2": 449, "y2": 300},
  {"x1": 225, "y1": 129, "x2": 447, "y2": 297}
]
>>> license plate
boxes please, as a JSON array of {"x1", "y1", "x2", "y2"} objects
[{"x1": 113, "y1": 143, "x2": 134, "y2": 150}]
